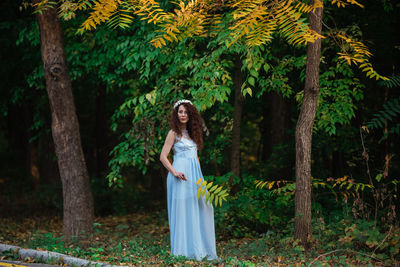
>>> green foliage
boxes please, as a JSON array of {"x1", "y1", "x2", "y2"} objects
[
  {"x1": 312, "y1": 216, "x2": 400, "y2": 262},
  {"x1": 200, "y1": 103, "x2": 233, "y2": 169},
  {"x1": 367, "y1": 97, "x2": 400, "y2": 129},
  {"x1": 366, "y1": 96, "x2": 400, "y2": 141},
  {"x1": 317, "y1": 60, "x2": 364, "y2": 135},
  {"x1": 363, "y1": 74, "x2": 400, "y2": 143},
  {"x1": 211, "y1": 173, "x2": 293, "y2": 237},
  {"x1": 378, "y1": 75, "x2": 400, "y2": 88},
  {"x1": 255, "y1": 175, "x2": 373, "y2": 202},
  {"x1": 105, "y1": 20, "x2": 287, "y2": 188},
  {"x1": 32, "y1": 0, "x2": 57, "y2": 14},
  {"x1": 296, "y1": 57, "x2": 365, "y2": 135},
  {"x1": 106, "y1": 35, "x2": 235, "y2": 186},
  {"x1": 256, "y1": 50, "x2": 304, "y2": 98}
]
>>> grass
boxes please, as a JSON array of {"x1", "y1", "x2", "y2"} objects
[{"x1": 0, "y1": 210, "x2": 397, "y2": 266}]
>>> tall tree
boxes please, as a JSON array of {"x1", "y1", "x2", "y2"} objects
[
  {"x1": 94, "y1": 84, "x2": 109, "y2": 178},
  {"x1": 231, "y1": 56, "x2": 243, "y2": 180},
  {"x1": 294, "y1": 0, "x2": 323, "y2": 244},
  {"x1": 36, "y1": 2, "x2": 94, "y2": 238},
  {"x1": 262, "y1": 91, "x2": 288, "y2": 161}
]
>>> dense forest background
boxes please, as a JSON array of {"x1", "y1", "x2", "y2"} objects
[{"x1": 0, "y1": 0, "x2": 399, "y2": 265}]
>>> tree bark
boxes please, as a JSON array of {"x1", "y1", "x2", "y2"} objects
[
  {"x1": 36, "y1": 3, "x2": 94, "y2": 238},
  {"x1": 262, "y1": 92, "x2": 288, "y2": 161},
  {"x1": 40, "y1": 128, "x2": 60, "y2": 185},
  {"x1": 94, "y1": 84, "x2": 108, "y2": 178},
  {"x1": 294, "y1": 0, "x2": 323, "y2": 245},
  {"x1": 230, "y1": 56, "x2": 243, "y2": 178}
]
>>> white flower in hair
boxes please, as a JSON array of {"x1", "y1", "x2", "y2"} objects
[{"x1": 173, "y1": 99, "x2": 193, "y2": 109}]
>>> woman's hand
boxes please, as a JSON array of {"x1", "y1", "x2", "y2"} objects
[{"x1": 173, "y1": 171, "x2": 187, "y2": 181}]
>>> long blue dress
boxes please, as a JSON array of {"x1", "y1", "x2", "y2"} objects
[{"x1": 166, "y1": 132, "x2": 218, "y2": 260}]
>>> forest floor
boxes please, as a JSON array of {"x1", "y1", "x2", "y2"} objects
[{"x1": 0, "y1": 210, "x2": 395, "y2": 266}]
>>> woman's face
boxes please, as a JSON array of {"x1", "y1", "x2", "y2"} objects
[{"x1": 177, "y1": 105, "x2": 189, "y2": 124}]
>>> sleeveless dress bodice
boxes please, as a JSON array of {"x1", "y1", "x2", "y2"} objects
[
  {"x1": 173, "y1": 137, "x2": 198, "y2": 159},
  {"x1": 166, "y1": 133, "x2": 217, "y2": 261}
]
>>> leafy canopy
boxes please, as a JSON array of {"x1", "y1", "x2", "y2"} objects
[{"x1": 50, "y1": 0, "x2": 388, "y2": 80}]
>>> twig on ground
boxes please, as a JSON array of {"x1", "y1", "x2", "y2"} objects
[
  {"x1": 373, "y1": 225, "x2": 393, "y2": 254},
  {"x1": 354, "y1": 250, "x2": 383, "y2": 262},
  {"x1": 307, "y1": 249, "x2": 343, "y2": 267}
]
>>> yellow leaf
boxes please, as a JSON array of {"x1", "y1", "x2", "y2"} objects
[
  {"x1": 260, "y1": 182, "x2": 267, "y2": 189},
  {"x1": 160, "y1": 37, "x2": 167, "y2": 46},
  {"x1": 214, "y1": 186, "x2": 222, "y2": 194},
  {"x1": 210, "y1": 193, "x2": 215, "y2": 204},
  {"x1": 268, "y1": 181, "x2": 274, "y2": 189},
  {"x1": 218, "y1": 189, "x2": 227, "y2": 196},
  {"x1": 209, "y1": 184, "x2": 218, "y2": 192},
  {"x1": 200, "y1": 188, "x2": 206, "y2": 197},
  {"x1": 164, "y1": 34, "x2": 173, "y2": 42},
  {"x1": 197, "y1": 188, "x2": 201, "y2": 199}
]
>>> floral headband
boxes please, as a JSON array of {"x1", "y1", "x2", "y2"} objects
[{"x1": 173, "y1": 99, "x2": 193, "y2": 109}]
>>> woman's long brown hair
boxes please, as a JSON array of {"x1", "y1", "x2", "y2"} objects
[{"x1": 170, "y1": 103, "x2": 203, "y2": 150}]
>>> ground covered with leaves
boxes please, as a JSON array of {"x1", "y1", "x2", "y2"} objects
[{"x1": 0, "y1": 210, "x2": 397, "y2": 266}]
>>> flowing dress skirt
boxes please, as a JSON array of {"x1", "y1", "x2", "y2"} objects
[{"x1": 167, "y1": 149, "x2": 217, "y2": 260}]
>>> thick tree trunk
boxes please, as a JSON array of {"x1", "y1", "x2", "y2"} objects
[
  {"x1": 36, "y1": 4, "x2": 94, "y2": 238},
  {"x1": 294, "y1": 0, "x2": 323, "y2": 245},
  {"x1": 40, "y1": 128, "x2": 60, "y2": 185},
  {"x1": 230, "y1": 56, "x2": 243, "y2": 178},
  {"x1": 262, "y1": 92, "x2": 288, "y2": 161},
  {"x1": 94, "y1": 84, "x2": 108, "y2": 178}
]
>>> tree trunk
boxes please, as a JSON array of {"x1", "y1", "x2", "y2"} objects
[
  {"x1": 40, "y1": 129, "x2": 60, "y2": 185},
  {"x1": 230, "y1": 56, "x2": 243, "y2": 178},
  {"x1": 294, "y1": 0, "x2": 323, "y2": 245},
  {"x1": 262, "y1": 92, "x2": 288, "y2": 161},
  {"x1": 94, "y1": 84, "x2": 108, "y2": 178},
  {"x1": 36, "y1": 4, "x2": 94, "y2": 238}
]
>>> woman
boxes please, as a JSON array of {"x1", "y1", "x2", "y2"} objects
[{"x1": 159, "y1": 99, "x2": 217, "y2": 260}]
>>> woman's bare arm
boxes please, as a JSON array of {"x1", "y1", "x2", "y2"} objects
[{"x1": 160, "y1": 130, "x2": 186, "y2": 180}]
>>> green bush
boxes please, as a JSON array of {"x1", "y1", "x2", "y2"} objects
[{"x1": 209, "y1": 173, "x2": 293, "y2": 238}]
